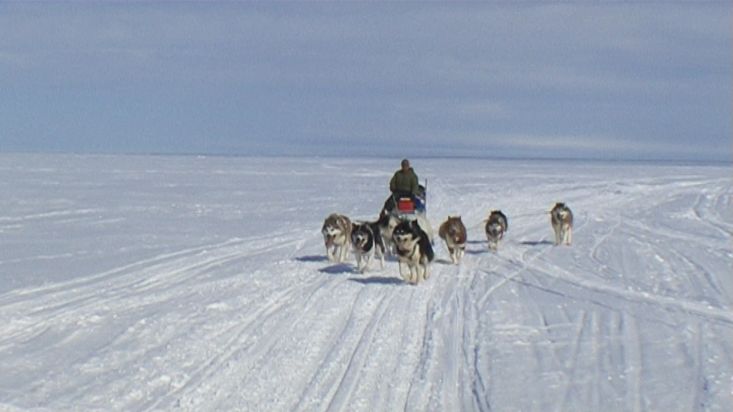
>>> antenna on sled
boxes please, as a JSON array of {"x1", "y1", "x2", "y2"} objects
[{"x1": 424, "y1": 178, "x2": 428, "y2": 211}]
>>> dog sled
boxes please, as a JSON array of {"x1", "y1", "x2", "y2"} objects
[
  {"x1": 379, "y1": 182, "x2": 435, "y2": 246},
  {"x1": 384, "y1": 183, "x2": 426, "y2": 221}
]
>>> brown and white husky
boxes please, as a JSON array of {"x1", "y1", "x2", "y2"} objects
[{"x1": 438, "y1": 216, "x2": 467, "y2": 264}]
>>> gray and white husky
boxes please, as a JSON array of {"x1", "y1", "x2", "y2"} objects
[
  {"x1": 321, "y1": 213, "x2": 352, "y2": 262},
  {"x1": 485, "y1": 210, "x2": 508, "y2": 251},
  {"x1": 550, "y1": 203, "x2": 573, "y2": 246}
]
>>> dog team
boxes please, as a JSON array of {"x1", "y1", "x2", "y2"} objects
[
  {"x1": 321, "y1": 201, "x2": 573, "y2": 285},
  {"x1": 320, "y1": 159, "x2": 573, "y2": 285}
]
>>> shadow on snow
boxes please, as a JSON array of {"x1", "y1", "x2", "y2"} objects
[
  {"x1": 318, "y1": 263, "x2": 357, "y2": 275},
  {"x1": 519, "y1": 240, "x2": 554, "y2": 246},
  {"x1": 349, "y1": 276, "x2": 405, "y2": 286},
  {"x1": 295, "y1": 255, "x2": 329, "y2": 263}
]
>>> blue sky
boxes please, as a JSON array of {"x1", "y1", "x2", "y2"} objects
[{"x1": 0, "y1": 2, "x2": 730, "y2": 161}]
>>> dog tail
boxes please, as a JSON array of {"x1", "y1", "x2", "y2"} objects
[
  {"x1": 370, "y1": 222, "x2": 387, "y2": 254},
  {"x1": 425, "y1": 241, "x2": 435, "y2": 262},
  {"x1": 421, "y1": 231, "x2": 435, "y2": 262}
]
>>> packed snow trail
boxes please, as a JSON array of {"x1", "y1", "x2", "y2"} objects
[{"x1": 0, "y1": 155, "x2": 731, "y2": 411}]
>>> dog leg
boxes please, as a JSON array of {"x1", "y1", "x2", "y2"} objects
[
  {"x1": 339, "y1": 243, "x2": 348, "y2": 262},
  {"x1": 409, "y1": 264, "x2": 417, "y2": 284},
  {"x1": 363, "y1": 253, "x2": 372, "y2": 273},
  {"x1": 399, "y1": 261, "x2": 410, "y2": 283},
  {"x1": 566, "y1": 227, "x2": 572, "y2": 245},
  {"x1": 355, "y1": 253, "x2": 362, "y2": 272}
]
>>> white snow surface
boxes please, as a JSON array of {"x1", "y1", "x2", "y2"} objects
[{"x1": 1, "y1": 154, "x2": 732, "y2": 411}]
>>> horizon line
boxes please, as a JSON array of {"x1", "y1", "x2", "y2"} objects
[{"x1": 1, "y1": 149, "x2": 731, "y2": 166}]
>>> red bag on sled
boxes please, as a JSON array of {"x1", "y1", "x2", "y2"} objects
[{"x1": 397, "y1": 197, "x2": 415, "y2": 213}]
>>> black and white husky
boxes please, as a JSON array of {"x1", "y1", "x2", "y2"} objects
[
  {"x1": 485, "y1": 210, "x2": 508, "y2": 251},
  {"x1": 550, "y1": 203, "x2": 573, "y2": 246},
  {"x1": 377, "y1": 212, "x2": 435, "y2": 255},
  {"x1": 392, "y1": 219, "x2": 434, "y2": 285},
  {"x1": 350, "y1": 221, "x2": 386, "y2": 273},
  {"x1": 321, "y1": 213, "x2": 352, "y2": 262}
]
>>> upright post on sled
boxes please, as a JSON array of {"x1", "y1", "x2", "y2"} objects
[{"x1": 424, "y1": 178, "x2": 428, "y2": 212}]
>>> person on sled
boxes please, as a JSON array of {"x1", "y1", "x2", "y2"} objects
[{"x1": 381, "y1": 159, "x2": 425, "y2": 217}]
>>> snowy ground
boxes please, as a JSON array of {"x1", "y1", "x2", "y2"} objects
[{"x1": 0, "y1": 154, "x2": 731, "y2": 411}]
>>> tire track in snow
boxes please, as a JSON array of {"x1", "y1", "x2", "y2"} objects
[
  {"x1": 144, "y1": 275, "x2": 339, "y2": 411},
  {"x1": 0, "y1": 237, "x2": 245, "y2": 306},
  {"x1": 0, "y1": 233, "x2": 315, "y2": 410},
  {"x1": 402, "y1": 278, "x2": 444, "y2": 411},
  {"x1": 398, "y1": 259, "x2": 488, "y2": 412},
  {"x1": 510, "y1": 256, "x2": 733, "y2": 327},
  {"x1": 0, "y1": 236, "x2": 302, "y2": 350},
  {"x1": 0, "y1": 246, "x2": 250, "y2": 349},
  {"x1": 475, "y1": 210, "x2": 594, "y2": 309},
  {"x1": 617, "y1": 217, "x2": 730, "y2": 307},
  {"x1": 322, "y1": 290, "x2": 396, "y2": 411},
  {"x1": 588, "y1": 213, "x2": 623, "y2": 279},
  {"x1": 622, "y1": 313, "x2": 643, "y2": 412},
  {"x1": 691, "y1": 323, "x2": 708, "y2": 411},
  {"x1": 692, "y1": 185, "x2": 733, "y2": 237},
  {"x1": 423, "y1": 267, "x2": 469, "y2": 411},
  {"x1": 483, "y1": 203, "x2": 732, "y2": 326},
  {"x1": 559, "y1": 311, "x2": 588, "y2": 411},
  {"x1": 292, "y1": 285, "x2": 379, "y2": 411},
  {"x1": 0, "y1": 208, "x2": 103, "y2": 224}
]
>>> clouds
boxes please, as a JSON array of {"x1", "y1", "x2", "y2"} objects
[{"x1": 0, "y1": 2, "x2": 730, "y2": 161}]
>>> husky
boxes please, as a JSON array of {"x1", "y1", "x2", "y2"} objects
[
  {"x1": 550, "y1": 203, "x2": 573, "y2": 246},
  {"x1": 392, "y1": 219, "x2": 434, "y2": 285},
  {"x1": 438, "y1": 216, "x2": 467, "y2": 264},
  {"x1": 485, "y1": 210, "x2": 508, "y2": 251},
  {"x1": 376, "y1": 213, "x2": 400, "y2": 255},
  {"x1": 350, "y1": 221, "x2": 386, "y2": 272},
  {"x1": 321, "y1": 213, "x2": 352, "y2": 262}
]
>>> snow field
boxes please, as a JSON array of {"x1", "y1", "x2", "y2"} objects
[{"x1": 0, "y1": 154, "x2": 731, "y2": 411}]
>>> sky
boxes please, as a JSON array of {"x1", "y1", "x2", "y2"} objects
[{"x1": 0, "y1": 2, "x2": 731, "y2": 162}]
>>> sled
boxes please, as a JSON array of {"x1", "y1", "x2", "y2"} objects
[{"x1": 388, "y1": 183, "x2": 426, "y2": 221}]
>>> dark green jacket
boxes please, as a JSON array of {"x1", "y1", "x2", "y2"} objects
[{"x1": 390, "y1": 168, "x2": 419, "y2": 195}]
